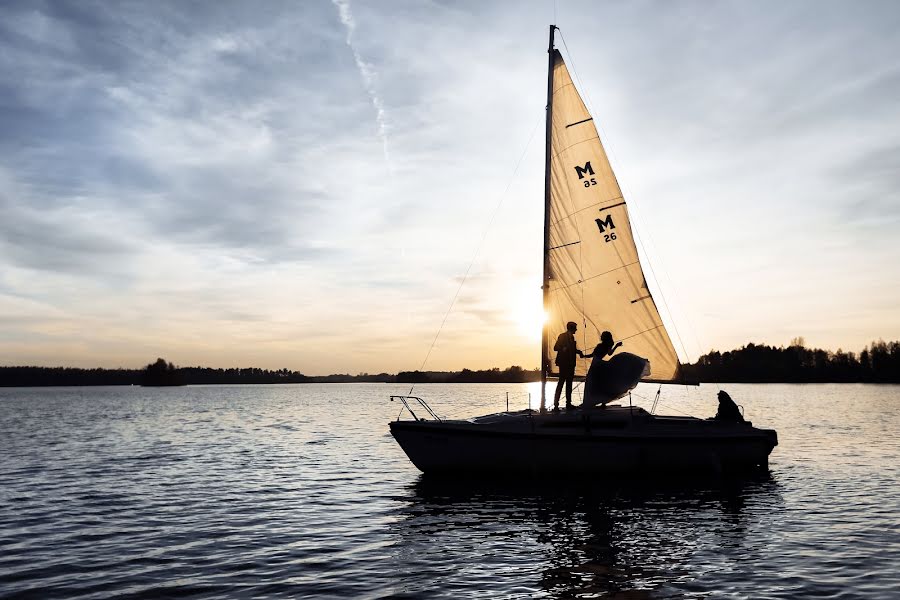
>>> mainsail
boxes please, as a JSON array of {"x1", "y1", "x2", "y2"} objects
[{"x1": 543, "y1": 49, "x2": 682, "y2": 382}]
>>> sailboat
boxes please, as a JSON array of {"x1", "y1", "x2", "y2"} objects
[{"x1": 389, "y1": 26, "x2": 777, "y2": 475}]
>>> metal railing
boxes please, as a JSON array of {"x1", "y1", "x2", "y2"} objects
[{"x1": 390, "y1": 395, "x2": 442, "y2": 422}]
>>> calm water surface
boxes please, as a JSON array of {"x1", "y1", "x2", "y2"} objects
[{"x1": 1, "y1": 383, "x2": 898, "y2": 599}]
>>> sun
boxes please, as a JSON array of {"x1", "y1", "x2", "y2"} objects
[{"x1": 510, "y1": 297, "x2": 548, "y2": 342}]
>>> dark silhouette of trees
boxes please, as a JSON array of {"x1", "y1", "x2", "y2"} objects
[
  {"x1": 683, "y1": 340, "x2": 900, "y2": 383},
  {"x1": 2, "y1": 342, "x2": 897, "y2": 387},
  {"x1": 396, "y1": 366, "x2": 541, "y2": 384},
  {"x1": 141, "y1": 358, "x2": 184, "y2": 386},
  {"x1": 0, "y1": 360, "x2": 379, "y2": 386},
  {"x1": 176, "y1": 365, "x2": 312, "y2": 385},
  {"x1": 0, "y1": 366, "x2": 142, "y2": 387},
  {"x1": 307, "y1": 372, "x2": 393, "y2": 383},
  {"x1": 395, "y1": 370, "x2": 432, "y2": 384}
]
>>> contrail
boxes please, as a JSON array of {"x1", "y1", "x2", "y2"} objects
[{"x1": 332, "y1": 0, "x2": 392, "y2": 171}]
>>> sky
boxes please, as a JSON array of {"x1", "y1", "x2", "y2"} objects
[{"x1": 1, "y1": 1, "x2": 899, "y2": 374}]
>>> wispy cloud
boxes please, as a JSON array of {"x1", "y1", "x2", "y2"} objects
[{"x1": 331, "y1": 0, "x2": 392, "y2": 172}]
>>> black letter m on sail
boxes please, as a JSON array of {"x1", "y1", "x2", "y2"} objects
[
  {"x1": 595, "y1": 214, "x2": 616, "y2": 233},
  {"x1": 574, "y1": 161, "x2": 594, "y2": 180}
]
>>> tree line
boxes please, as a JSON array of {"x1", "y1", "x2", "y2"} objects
[
  {"x1": 0, "y1": 360, "x2": 537, "y2": 387},
  {"x1": 0, "y1": 358, "x2": 397, "y2": 387},
  {"x1": 1, "y1": 340, "x2": 898, "y2": 386},
  {"x1": 681, "y1": 339, "x2": 900, "y2": 383},
  {"x1": 395, "y1": 366, "x2": 541, "y2": 384}
]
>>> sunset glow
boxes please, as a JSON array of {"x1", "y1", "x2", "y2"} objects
[
  {"x1": 1, "y1": 2, "x2": 898, "y2": 374},
  {"x1": 511, "y1": 299, "x2": 548, "y2": 343}
]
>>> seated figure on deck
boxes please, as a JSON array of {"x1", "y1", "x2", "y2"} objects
[
  {"x1": 714, "y1": 390, "x2": 746, "y2": 423},
  {"x1": 582, "y1": 331, "x2": 650, "y2": 408}
]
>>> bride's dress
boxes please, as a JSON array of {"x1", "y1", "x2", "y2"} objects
[{"x1": 582, "y1": 351, "x2": 651, "y2": 408}]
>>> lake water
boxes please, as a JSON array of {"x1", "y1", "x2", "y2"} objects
[{"x1": 1, "y1": 383, "x2": 898, "y2": 599}]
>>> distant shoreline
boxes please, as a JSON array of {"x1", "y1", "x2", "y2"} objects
[
  {"x1": 0, "y1": 365, "x2": 542, "y2": 387},
  {"x1": 1, "y1": 379, "x2": 898, "y2": 389},
  {"x1": 2, "y1": 340, "x2": 898, "y2": 387}
]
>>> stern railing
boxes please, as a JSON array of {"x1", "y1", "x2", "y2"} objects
[{"x1": 390, "y1": 395, "x2": 442, "y2": 422}]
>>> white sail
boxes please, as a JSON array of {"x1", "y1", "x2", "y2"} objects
[{"x1": 545, "y1": 50, "x2": 681, "y2": 382}]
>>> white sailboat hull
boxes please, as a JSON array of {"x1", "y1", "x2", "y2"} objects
[{"x1": 390, "y1": 406, "x2": 777, "y2": 475}]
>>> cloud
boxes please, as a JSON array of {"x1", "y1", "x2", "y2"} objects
[
  {"x1": 1, "y1": 1, "x2": 899, "y2": 371},
  {"x1": 0, "y1": 169, "x2": 138, "y2": 274},
  {"x1": 331, "y1": 0, "x2": 392, "y2": 172}
]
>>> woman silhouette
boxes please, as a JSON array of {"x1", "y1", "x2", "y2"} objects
[
  {"x1": 582, "y1": 331, "x2": 648, "y2": 407},
  {"x1": 582, "y1": 331, "x2": 622, "y2": 403},
  {"x1": 583, "y1": 331, "x2": 622, "y2": 363}
]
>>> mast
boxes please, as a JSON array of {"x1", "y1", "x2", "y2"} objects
[{"x1": 540, "y1": 24, "x2": 556, "y2": 410}]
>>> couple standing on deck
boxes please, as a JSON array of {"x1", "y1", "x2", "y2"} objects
[{"x1": 551, "y1": 321, "x2": 622, "y2": 411}]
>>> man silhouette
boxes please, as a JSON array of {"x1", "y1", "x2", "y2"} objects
[{"x1": 552, "y1": 321, "x2": 582, "y2": 411}]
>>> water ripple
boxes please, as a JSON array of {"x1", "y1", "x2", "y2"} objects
[{"x1": 0, "y1": 383, "x2": 898, "y2": 598}]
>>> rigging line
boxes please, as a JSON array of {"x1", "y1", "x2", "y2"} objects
[
  {"x1": 557, "y1": 28, "x2": 693, "y2": 367},
  {"x1": 634, "y1": 390, "x2": 681, "y2": 412},
  {"x1": 619, "y1": 324, "x2": 664, "y2": 342},
  {"x1": 651, "y1": 242, "x2": 710, "y2": 365},
  {"x1": 626, "y1": 205, "x2": 693, "y2": 365},
  {"x1": 407, "y1": 111, "x2": 544, "y2": 397},
  {"x1": 653, "y1": 400, "x2": 697, "y2": 418}
]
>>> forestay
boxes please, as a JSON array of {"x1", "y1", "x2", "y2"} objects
[{"x1": 545, "y1": 50, "x2": 681, "y2": 381}]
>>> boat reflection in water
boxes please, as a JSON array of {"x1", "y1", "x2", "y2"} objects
[{"x1": 392, "y1": 474, "x2": 783, "y2": 598}]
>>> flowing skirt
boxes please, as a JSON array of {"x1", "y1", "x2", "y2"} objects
[{"x1": 583, "y1": 352, "x2": 651, "y2": 408}]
